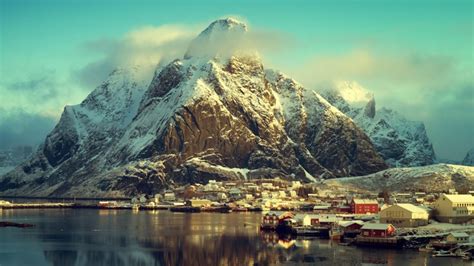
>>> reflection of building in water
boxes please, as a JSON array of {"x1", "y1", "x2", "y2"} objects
[{"x1": 260, "y1": 232, "x2": 296, "y2": 249}]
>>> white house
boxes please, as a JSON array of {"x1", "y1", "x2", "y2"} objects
[{"x1": 433, "y1": 194, "x2": 474, "y2": 223}]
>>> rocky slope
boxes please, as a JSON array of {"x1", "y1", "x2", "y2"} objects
[
  {"x1": 326, "y1": 164, "x2": 474, "y2": 193},
  {"x1": 462, "y1": 148, "x2": 474, "y2": 166},
  {"x1": 0, "y1": 18, "x2": 387, "y2": 197},
  {"x1": 320, "y1": 81, "x2": 436, "y2": 167}
]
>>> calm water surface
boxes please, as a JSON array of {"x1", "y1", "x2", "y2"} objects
[{"x1": 0, "y1": 209, "x2": 469, "y2": 266}]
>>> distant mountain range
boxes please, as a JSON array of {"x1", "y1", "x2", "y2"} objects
[
  {"x1": 320, "y1": 81, "x2": 437, "y2": 167},
  {"x1": 326, "y1": 163, "x2": 474, "y2": 193},
  {"x1": 0, "y1": 18, "x2": 471, "y2": 197}
]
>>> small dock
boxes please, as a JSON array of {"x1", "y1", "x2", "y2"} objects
[{"x1": 355, "y1": 236, "x2": 400, "y2": 247}]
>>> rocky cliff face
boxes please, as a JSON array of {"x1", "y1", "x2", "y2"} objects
[
  {"x1": 0, "y1": 19, "x2": 387, "y2": 197},
  {"x1": 320, "y1": 81, "x2": 437, "y2": 167}
]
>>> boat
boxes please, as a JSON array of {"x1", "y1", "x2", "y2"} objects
[
  {"x1": 330, "y1": 227, "x2": 342, "y2": 241},
  {"x1": 201, "y1": 205, "x2": 232, "y2": 213},
  {"x1": 432, "y1": 250, "x2": 456, "y2": 257},
  {"x1": 0, "y1": 221, "x2": 35, "y2": 228},
  {"x1": 295, "y1": 226, "x2": 330, "y2": 237},
  {"x1": 419, "y1": 245, "x2": 434, "y2": 252},
  {"x1": 232, "y1": 206, "x2": 248, "y2": 212}
]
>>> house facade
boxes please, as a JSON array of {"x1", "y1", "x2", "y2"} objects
[
  {"x1": 360, "y1": 223, "x2": 396, "y2": 238},
  {"x1": 433, "y1": 194, "x2": 474, "y2": 223},
  {"x1": 446, "y1": 232, "x2": 469, "y2": 243},
  {"x1": 379, "y1": 204, "x2": 429, "y2": 227},
  {"x1": 351, "y1": 199, "x2": 379, "y2": 214}
]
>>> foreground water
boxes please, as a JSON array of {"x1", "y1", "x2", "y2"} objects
[{"x1": 0, "y1": 209, "x2": 468, "y2": 266}]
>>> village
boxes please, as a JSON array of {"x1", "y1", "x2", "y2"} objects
[{"x1": 1, "y1": 178, "x2": 474, "y2": 261}]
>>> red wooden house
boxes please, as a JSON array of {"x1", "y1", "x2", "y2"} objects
[
  {"x1": 360, "y1": 223, "x2": 396, "y2": 238},
  {"x1": 351, "y1": 199, "x2": 379, "y2": 214},
  {"x1": 261, "y1": 211, "x2": 293, "y2": 230}
]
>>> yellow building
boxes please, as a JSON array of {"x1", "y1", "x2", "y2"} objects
[
  {"x1": 379, "y1": 204, "x2": 429, "y2": 227},
  {"x1": 433, "y1": 194, "x2": 474, "y2": 223}
]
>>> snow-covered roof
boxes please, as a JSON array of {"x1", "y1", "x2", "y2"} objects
[
  {"x1": 338, "y1": 220, "x2": 364, "y2": 227},
  {"x1": 361, "y1": 223, "x2": 393, "y2": 230},
  {"x1": 391, "y1": 204, "x2": 428, "y2": 214},
  {"x1": 443, "y1": 194, "x2": 474, "y2": 203},
  {"x1": 449, "y1": 232, "x2": 469, "y2": 238},
  {"x1": 353, "y1": 199, "x2": 378, "y2": 204}
]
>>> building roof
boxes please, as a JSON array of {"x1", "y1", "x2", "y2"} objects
[
  {"x1": 361, "y1": 223, "x2": 393, "y2": 230},
  {"x1": 449, "y1": 232, "x2": 469, "y2": 238},
  {"x1": 443, "y1": 194, "x2": 474, "y2": 203},
  {"x1": 391, "y1": 204, "x2": 428, "y2": 214},
  {"x1": 353, "y1": 199, "x2": 378, "y2": 204},
  {"x1": 339, "y1": 220, "x2": 364, "y2": 227}
]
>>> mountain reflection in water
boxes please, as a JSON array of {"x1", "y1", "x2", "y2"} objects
[{"x1": 0, "y1": 209, "x2": 468, "y2": 266}]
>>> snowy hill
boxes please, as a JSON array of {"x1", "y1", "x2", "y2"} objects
[
  {"x1": 320, "y1": 81, "x2": 436, "y2": 167},
  {"x1": 462, "y1": 148, "x2": 474, "y2": 166},
  {"x1": 326, "y1": 164, "x2": 474, "y2": 193},
  {"x1": 0, "y1": 19, "x2": 386, "y2": 197}
]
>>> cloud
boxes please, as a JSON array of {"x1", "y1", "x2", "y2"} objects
[
  {"x1": 0, "y1": 71, "x2": 87, "y2": 119},
  {"x1": 75, "y1": 24, "x2": 198, "y2": 88},
  {"x1": 0, "y1": 108, "x2": 56, "y2": 149},
  {"x1": 75, "y1": 19, "x2": 291, "y2": 88},
  {"x1": 291, "y1": 49, "x2": 456, "y2": 88}
]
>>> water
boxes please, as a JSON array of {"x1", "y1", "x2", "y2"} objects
[{"x1": 0, "y1": 209, "x2": 468, "y2": 266}]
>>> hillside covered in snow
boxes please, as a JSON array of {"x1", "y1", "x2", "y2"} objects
[
  {"x1": 326, "y1": 164, "x2": 474, "y2": 193},
  {"x1": 0, "y1": 19, "x2": 387, "y2": 197},
  {"x1": 320, "y1": 81, "x2": 436, "y2": 167}
]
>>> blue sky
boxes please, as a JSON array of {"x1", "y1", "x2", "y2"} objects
[{"x1": 0, "y1": 0, "x2": 473, "y2": 160}]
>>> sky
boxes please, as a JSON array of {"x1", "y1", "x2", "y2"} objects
[{"x1": 0, "y1": 0, "x2": 472, "y2": 161}]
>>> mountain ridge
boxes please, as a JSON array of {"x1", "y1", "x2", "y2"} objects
[{"x1": 1, "y1": 18, "x2": 389, "y2": 197}]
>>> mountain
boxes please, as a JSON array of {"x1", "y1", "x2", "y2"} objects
[
  {"x1": 326, "y1": 164, "x2": 474, "y2": 193},
  {"x1": 0, "y1": 146, "x2": 34, "y2": 175},
  {"x1": 462, "y1": 148, "x2": 474, "y2": 166},
  {"x1": 320, "y1": 81, "x2": 436, "y2": 167},
  {"x1": 0, "y1": 18, "x2": 387, "y2": 197}
]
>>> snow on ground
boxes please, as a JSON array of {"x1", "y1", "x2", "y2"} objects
[{"x1": 326, "y1": 163, "x2": 474, "y2": 192}]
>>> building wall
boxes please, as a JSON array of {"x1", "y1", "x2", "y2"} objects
[
  {"x1": 380, "y1": 218, "x2": 428, "y2": 227},
  {"x1": 380, "y1": 205, "x2": 429, "y2": 223},
  {"x1": 434, "y1": 195, "x2": 474, "y2": 223},
  {"x1": 361, "y1": 229, "x2": 387, "y2": 238},
  {"x1": 352, "y1": 203, "x2": 378, "y2": 214}
]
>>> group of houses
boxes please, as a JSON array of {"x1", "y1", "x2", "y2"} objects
[{"x1": 132, "y1": 178, "x2": 474, "y2": 228}]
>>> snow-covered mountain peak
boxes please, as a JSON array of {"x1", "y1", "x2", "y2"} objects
[
  {"x1": 333, "y1": 80, "x2": 374, "y2": 108},
  {"x1": 462, "y1": 148, "x2": 474, "y2": 166},
  {"x1": 184, "y1": 18, "x2": 251, "y2": 60},
  {"x1": 204, "y1": 18, "x2": 248, "y2": 33}
]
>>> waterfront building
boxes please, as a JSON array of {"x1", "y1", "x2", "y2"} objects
[
  {"x1": 433, "y1": 194, "x2": 474, "y2": 223},
  {"x1": 338, "y1": 220, "x2": 364, "y2": 234},
  {"x1": 360, "y1": 223, "x2": 396, "y2": 238},
  {"x1": 446, "y1": 232, "x2": 470, "y2": 244},
  {"x1": 379, "y1": 204, "x2": 429, "y2": 227},
  {"x1": 186, "y1": 199, "x2": 212, "y2": 207},
  {"x1": 351, "y1": 199, "x2": 379, "y2": 214}
]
